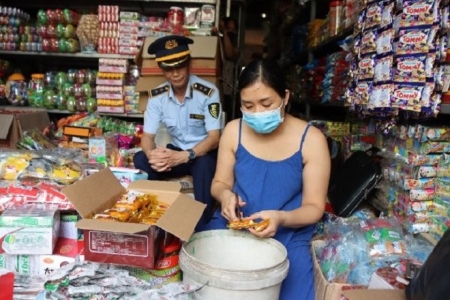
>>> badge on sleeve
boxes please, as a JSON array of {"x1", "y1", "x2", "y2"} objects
[{"x1": 208, "y1": 103, "x2": 220, "y2": 119}]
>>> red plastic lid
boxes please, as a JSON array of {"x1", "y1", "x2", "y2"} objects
[{"x1": 162, "y1": 239, "x2": 182, "y2": 253}]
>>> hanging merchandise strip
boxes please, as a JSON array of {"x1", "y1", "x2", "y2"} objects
[{"x1": 345, "y1": 0, "x2": 450, "y2": 122}]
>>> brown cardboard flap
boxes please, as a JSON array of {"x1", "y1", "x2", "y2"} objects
[
  {"x1": 0, "y1": 115, "x2": 14, "y2": 139},
  {"x1": 76, "y1": 218, "x2": 150, "y2": 234},
  {"x1": 128, "y1": 180, "x2": 181, "y2": 192},
  {"x1": 156, "y1": 194, "x2": 206, "y2": 241},
  {"x1": 15, "y1": 111, "x2": 50, "y2": 132},
  {"x1": 62, "y1": 168, "x2": 125, "y2": 218},
  {"x1": 135, "y1": 76, "x2": 167, "y2": 92},
  {"x1": 342, "y1": 289, "x2": 406, "y2": 300}
]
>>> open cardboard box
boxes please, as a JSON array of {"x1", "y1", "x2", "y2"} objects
[
  {"x1": 62, "y1": 168, "x2": 205, "y2": 268},
  {"x1": 342, "y1": 289, "x2": 406, "y2": 300},
  {"x1": 0, "y1": 109, "x2": 50, "y2": 149},
  {"x1": 312, "y1": 239, "x2": 407, "y2": 300}
]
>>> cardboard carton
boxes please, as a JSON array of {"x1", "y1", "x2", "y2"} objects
[
  {"x1": 0, "y1": 109, "x2": 50, "y2": 149},
  {"x1": 62, "y1": 168, "x2": 205, "y2": 268},
  {"x1": 312, "y1": 240, "x2": 350, "y2": 300},
  {"x1": 0, "y1": 206, "x2": 60, "y2": 255},
  {"x1": 342, "y1": 289, "x2": 406, "y2": 300}
]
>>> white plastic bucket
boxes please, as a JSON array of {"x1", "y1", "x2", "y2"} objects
[{"x1": 179, "y1": 230, "x2": 289, "y2": 300}]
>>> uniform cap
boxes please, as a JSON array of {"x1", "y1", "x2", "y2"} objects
[{"x1": 147, "y1": 35, "x2": 194, "y2": 67}]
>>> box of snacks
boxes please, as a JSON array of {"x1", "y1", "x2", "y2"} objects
[{"x1": 62, "y1": 168, "x2": 205, "y2": 268}]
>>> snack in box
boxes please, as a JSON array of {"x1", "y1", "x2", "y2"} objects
[{"x1": 93, "y1": 190, "x2": 169, "y2": 224}]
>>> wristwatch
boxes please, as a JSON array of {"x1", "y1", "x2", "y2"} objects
[{"x1": 187, "y1": 149, "x2": 196, "y2": 160}]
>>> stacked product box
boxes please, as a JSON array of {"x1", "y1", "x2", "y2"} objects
[
  {"x1": 97, "y1": 58, "x2": 128, "y2": 113},
  {"x1": 383, "y1": 125, "x2": 437, "y2": 234},
  {"x1": 123, "y1": 85, "x2": 140, "y2": 113},
  {"x1": 119, "y1": 11, "x2": 143, "y2": 56},
  {"x1": 0, "y1": 210, "x2": 84, "y2": 276},
  {"x1": 98, "y1": 5, "x2": 119, "y2": 54}
]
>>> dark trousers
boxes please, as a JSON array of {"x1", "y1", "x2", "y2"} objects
[{"x1": 133, "y1": 144, "x2": 218, "y2": 231}]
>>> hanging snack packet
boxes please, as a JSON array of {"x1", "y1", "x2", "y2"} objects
[
  {"x1": 397, "y1": 26, "x2": 431, "y2": 54},
  {"x1": 358, "y1": 53, "x2": 376, "y2": 81},
  {"x1": 380, "y1": 1, "x2": 395, "y2": 29},
  {"x1": 361, "y1": 29, "x2": 378, "y2": 55},
  {"x1": 365, "y1": 1, "x2": 383, "y2": 29},
  {"x1": 354, "y1": 8, "x2": 366, "y2": 36},
  {"x1": 400, "y1": 0, "x2": 436, "y2": 27},
  {"x1": 425, "y1": 50, "x2": 437, "y2": 79},
  {"x1": 394, "y1": 54, "x2": 427, "y2": 83},
  {"x1": 374, "y1": 54, "x2": 394, "y2": 82},
  {"x1": 354, "y1": 81, "x2": 373, "y2": 105},
  {"x1": 376, "y1": 27, "x2": 395, "y2": 55},
  {"x1": 392, "y1": 83, "x2": 424, "y2": 110},
  {"x1": 369, "y1": 83, "x2": 393, "y2": 109},
  {"x1": 420, "y1": 80, "x2": 435, "y2": 108}
]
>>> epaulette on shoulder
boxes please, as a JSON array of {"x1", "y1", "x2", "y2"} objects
[
  {"x1": 193, "y1": 82, "x2": 215, "y2": 97},
  {"x1": 150, "y1": 85, "x2": 169, "y2": 98}
]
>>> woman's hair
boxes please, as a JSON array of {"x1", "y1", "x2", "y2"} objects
[{"x1": 238, "y1": 59, "x2": 287, "y2": 98}]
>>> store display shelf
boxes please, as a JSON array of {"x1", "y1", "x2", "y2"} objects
[
  {"x1": 0, "y1": 50, "x2": 135, "y2": 60},
  {"x1": 98, "y1": 112, "x2": 144, "y2": 118},
  {"x1": 307, "y1": 26, "x2": 354, "y2": 55},
  {"x1": 440, "y1": 104, "x2": 450, "y2": 114}
]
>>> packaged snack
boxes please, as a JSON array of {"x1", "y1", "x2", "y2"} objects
[
  {"x1": 361, "y1": 29, "x2": 378, "y2": 55},
  {"x1": 376, "y1": 28, "x2": 395, "y2": 55},
  {"x1": 392, "y1": 83, "x2": 424, "y2": 110},
  {"x1": 397, "y1": 26, "x2": 431, "y2": 55},
  {"x1": 374, "y1": 55, "x2": 394, "y2": 82},
  {"x1": 358, "y1": 54, "x2": 376, "y2": 81},
  {"x1": 380, "y1": 1, "x2": 395, "y2": 29},
  {"x1": 365, "y1": 1, "x2": 383, "y2": 29},
  {"x1": 400, "y1": 0, "x2": 436, "y2": 27},
  {"x1": 394, "y1": 54, "x2": 427, "y2": 83}
]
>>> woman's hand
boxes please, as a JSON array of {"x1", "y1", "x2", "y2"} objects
[
  {"x1": 248, "y1": 210, "x2": 284, "y2": 238},
  {"x1": 220, "y1": 191, "x2": 246, "y2": 221}
]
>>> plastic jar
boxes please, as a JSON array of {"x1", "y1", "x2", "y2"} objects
[
  {"x1": 329, "y1": 1, "x2": 343, "y2": 37},
  {"x1": 167, "y1": 7, "x2": 183, "y2": 26},
  {"x1": 28, "y1": 73, "x2": 44, "y2": 107},
  {"x1": 155, "y1": 238, "x2": 182, "y2": 270}
]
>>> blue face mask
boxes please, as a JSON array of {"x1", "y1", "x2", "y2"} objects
[{"x1": 241, "y1": 102, "x2": 284, "y2": 134}]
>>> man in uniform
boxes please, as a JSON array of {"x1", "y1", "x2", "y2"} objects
[{"x1": 133, "y1": 35, "x2": 222, "y2": 231}]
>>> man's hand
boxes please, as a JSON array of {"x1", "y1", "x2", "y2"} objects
[{"x1": 147, "y1": 146, "x2": 187, "y2": 172}]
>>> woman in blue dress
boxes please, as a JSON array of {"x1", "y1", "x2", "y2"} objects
[{"x1": 207, "y1": 59, "x2": 331, "y2": 299}]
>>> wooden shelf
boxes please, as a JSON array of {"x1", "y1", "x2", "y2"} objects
[
  {"x1": 0, "y1": 50, "x2": 135, "y2": 60},
  {"x1": 0, "y1": 106, "x2": 144, "y2": 118}
]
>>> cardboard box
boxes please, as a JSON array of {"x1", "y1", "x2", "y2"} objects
[
  {"x1": 0, "y1": 238, "x2": 84, "y2": 275},
  {"x1": 342, "y1": 289, "x2": 406, "y2": 300},
  {"x1": 312, "y1": 240, "x2": 350, "y2": 300},
  {"x1": 138, "y1": 36, "x2": 220, "y2": 76},
  {"x1": 0, "y1": 206, "x2": 60, "y2": 255},
  {"x1": 135, "y1": 76, "x2": 220, "y2": 112},
  {"x1": 61, "y1": 168, "x2": 205, "y2": 268},
  {"x1": 110, "y1": 167, "x2": 148, "y2": 187},
  {"x1": 0, "y1": 109, "x2": 50, "y2": 149}
]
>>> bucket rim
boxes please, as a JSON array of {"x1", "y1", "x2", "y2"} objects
[{"x1": 180, "y1": 230, "x2": 288, "y2": 273}]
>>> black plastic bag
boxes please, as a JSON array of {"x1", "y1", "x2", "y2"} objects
[
  {"x1": 327, "y1": 147, "x2": 382, "y2": 217},
  {"x1": 405, "y1": 229, "x2": 450, "y2": 300}
]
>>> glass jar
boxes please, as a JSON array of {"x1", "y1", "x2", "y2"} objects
[
  {"x1": 28, "y1": 73, "x2": 44, "y2": 107},
  {"x1": 6, "y1": 73, "x2": 27, "y2": 106},
  {"x1": 127, "y1": 64, "x2": 140, "y2": 86},
  {"x1": 167, "y1": 7, "x2": 183, "y2": 27}
]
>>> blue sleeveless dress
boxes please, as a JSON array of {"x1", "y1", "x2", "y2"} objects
[{"x1": 206, "y1": 120, "x2": 315, "y2": 300}]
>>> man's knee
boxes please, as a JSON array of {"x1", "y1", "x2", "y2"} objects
[{"x1": 133, "y1": 151, "x2": 148, "y2": 168}]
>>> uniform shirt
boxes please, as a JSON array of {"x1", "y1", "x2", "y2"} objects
[{"x1": 144, "y1": 74, "x2": 222, "y2": 150}]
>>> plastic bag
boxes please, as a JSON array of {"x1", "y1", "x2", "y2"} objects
[{"x1": 405, "y1": 229, "x2": 450, "y2": 300}]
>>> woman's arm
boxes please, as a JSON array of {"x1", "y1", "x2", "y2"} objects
[
  {"x1": 211, "y1": 120, "x2": 240, "y2": 218},
  {"x1": 278, "y1": 125, "x2": 331, "y2": 227}
]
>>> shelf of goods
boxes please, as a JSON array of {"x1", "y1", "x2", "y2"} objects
[{"x1": 0, "y1": 0, "x2": 221, "y2": 118}]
